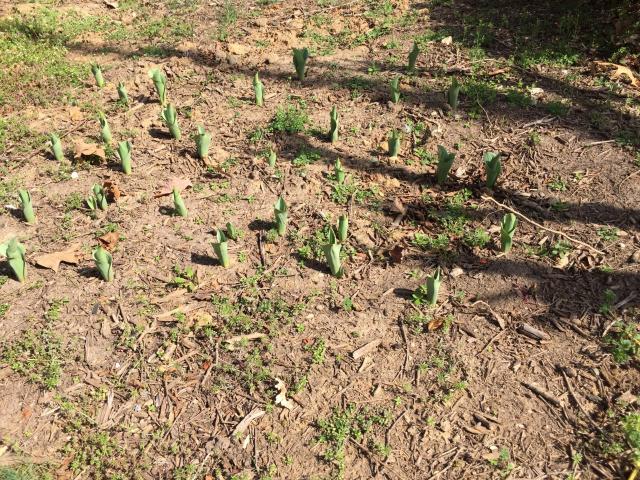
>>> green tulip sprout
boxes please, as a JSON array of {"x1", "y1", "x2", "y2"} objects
[
  {"x1": 173, "y1": 187, "x2": 188, "y2": 217},
  {"x1": 436, "y1": 145, "x2": 456, "y2": 185},
  {"x1": 337, "y1": 214, "x2": 348, "y2": 242},
  {"x1": 407, "y1": 42, "x2": 420, "y2": 72},
  {"x1": 0, "y1": 237, "x2": 27, "y2": 282},
  {"x1": 226, "y1": 222, "x2": 239, "y2": 241},
  {"x1": 500, "y1": 213, "x2": 518, "y2": 253},
  {"x1": 212, "y1": 229, "x2": 230, "y2": 268},
  {"x1": 267, "y1": 149, "x2": 277, "y2": 168},
  {"x1": 293, "y1": 47, "x2": 309, "y2": 82},
  {"x1": 425, "y1": 266, "x2": 442, "y2": 306},
  {"x1": 91, "y1": 64, "x2": 105, "y2": 88},
  {"x1": 254, "y1": 72, "x2": 264, "y2": 106},
  {"x1": 447, "y1": 77, "x2": 460, "y2": 110},
  {"x1": 329, "y1": 106, "x2": 339, "y2": 143},
  {"x1": 334, "y1": 158, "x2": 345, "y2": 184},
  {"x1": 87, "y1": 184, "x2": 108, "y2": 211},
  {"x1": 148, "y1": 68, "x2": 167, "y2": 104},
  {"x1": 195, "y1": 125, "x2": 211, "y2": 159},
  {"x1": 18, "y1": 189, "x2": 35, "y2": 224},
  {"x1": 162, "y1": 104, "x2": 181, "y2": 140},
  {"x1": 274, "y1": 196, "x2": 288, "y2": 236},
  {"x1": 117, "y1": 82, "x2": 129, "y2": 105},
  {"x1": 483, "y1": 151, "x2": 502, "y2": 189},
  {"x1": 117, "y1": 140, "x2": 132, "y2": 174},
  {"x1": 50, "y1": 133, "x2": 64, "y2": 161},
  {"x1": 322, "y1": 229, "x2": 343, "y2": 278},
  {"x1": 93, "y1": 245, "x2": 114, "y2": 282},
  {"x1": 388, "y1": 130, "x2": 401, "y2": 159},
  {"x1": 98, "y1": 112, "x2": 112, "y2": 144},
  {"x1": 390, "y1": 77, "x2": 401, "y2": 103}
]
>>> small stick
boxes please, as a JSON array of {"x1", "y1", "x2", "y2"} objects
[
  {"x1": 559, "y1": 369, "x2": 602, "y2": 432},
  {"x1": 481, "y1": 196, "x2": 605, "y2": 255},
  {"x1": 521, "y1": 381, "x2": 563, "y2": 407}
]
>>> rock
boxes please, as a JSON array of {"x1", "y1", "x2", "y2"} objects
[
  {"x1": 630, "y1": 250, "x2": 640, "y2": 263},
  {"x1": 254, "y1": 18, "x2": 267, "y2": 27},
  {"x1": 228, "y1": 43, "x2": 250, "y2": 56},
  {"x1": 441, "y1": 36, "x2": 453, "y2": 45},
  {"x1": 450, "y1": 267, "x2": 464, "y2": 278}
]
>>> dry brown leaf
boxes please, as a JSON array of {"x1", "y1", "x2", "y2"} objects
[
  {"x1": 73, "y1": 139, "x2": 105, "y2": 160},
  {"x1": 98, "y1": 231, "x2": 119, "y2": 251},
  {"x1": 388, "y1": 245, "x2": 404, "y2": 264},
  {"x1": 35, "y1": 244, "x2": 82, "y2": 272},
  {"x1": 594, "y1": 61, "x2": 639, "y2": 89},
  {"x1": 274, "y1": 378, "x2": 294, "y2": 410},
  {"x1": 155, "y1": 177, "x2": 192, "y2": 197},
  {"x1": 103, "y1": 181, "x2": 121, "y2": 202},
  {"x1": 427, "y1": 318, "x2": 444, "y2": 331},
  {"x1": 68, "y1": 106, "x2": 84, "y2": 121}
]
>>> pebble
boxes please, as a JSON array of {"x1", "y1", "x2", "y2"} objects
[
  {"x1": 631, "y1": 250, "x2": 640, "y2": 264},
  {"x1": 450, "y1": 267, "x2": 464, "y2": 278}
]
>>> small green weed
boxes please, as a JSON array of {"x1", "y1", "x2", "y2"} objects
[
  {"x1": 270, "y1": 102, "x2": 309, "y2": 134},
  {"x1": 606, "y1": 320, "x2": 639, "y2": 364}
]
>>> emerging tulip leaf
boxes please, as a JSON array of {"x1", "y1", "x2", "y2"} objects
[
  {"x1": 50, "y1": 133, "x2": 64, "y2": 161},
  {"x1": 91, "y1": 64, "x2": 105, "y2": 88},
  {"x1": 162, "y1": 104, "x2": 181, "y2": 140},
  {"x1": 448, "y1": 77, "x2": 460, "y2": 110},
  {"x1": 436, "y1": 145, "x2": 456, "y2": 185},
  {"x1": 274, "y1": 196, "x2": 288, "y2": 236},
  {"x1": 148, "y1": 68, "x2": 167, "y2": 104},
  {"x1": 388, "y1": 130, "x2": 401, "y2": 159},
  {"x1": 425, "y1": 266, "x2": 441, "y2": 306},
  {"x1": 500, "y1": 213, "x2": 518, "y2": 253},
  {"x1": 390, "y1": 77, "x2": 401, "y2": 103},
  {"x1": 212, "y1": 228, "x2": 230, "y2": 268},
  {"x1": 483, "y1": 151, "x2": 502, "y2": 189},
  {"x1": 98, "y1": 112, "x2": 112, "y2": 144},
  {"x1": 93, "y1": 245, "x2": 114, "y2": 281},
  {"x1": 267, "y1": 149, "x2": 277, "y2": 168},
  {"x1": 118, "y1": 140, "x2": 132, "y2": 174},
  {"x1": 226, "y1": 222, "x2": 239, "y2": 241},
  {"x1": 195, "y1": 125, "x2": 211, "y2": 159},
  {"x1": 292, "y1": 47, "x2": 309, "y2": 82},
  {"x1": 334, "y1": 158, "x2": 345, "y2": 184},
  {"x1": 329, "y1": 106, "x2": 339, "y2": 143},
  {"x1": 407, "y1": 42, "x2": 420, "y2": 72},
  {"x1": 117, "y1": 82, "x2": 129, "y2": 105},
  {"x1": 322, "y1": 229, "x2": 343, "y2": 278},
  {"x1": 337, "y1": 214, "x2": 348, "y2": 243},
  {"x1": 1, "y1": 237, "x2": 26, "y2": 282},
  {"x1": 18, "y1": 189, "x2": 35, "y2": 224},
  {"x1": 254, "y1": 72, "x2": 264, "y2": 106},
  {"x1": 173, "y1": 187, "x2": 188, "y2": 217},
  {"x1": 87, "y1": 184, "x2": 108, "y2": 211}
]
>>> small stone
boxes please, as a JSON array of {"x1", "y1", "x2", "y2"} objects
[
  {"x1": 450, "y1": 267, "x2": 464, "y2": 278},
  {"x1": 630, "y1": 250, "x2": 640, "y2": 264},
  {"x1": 254, "y1": 18, "x2": 267, "y2": 27}
]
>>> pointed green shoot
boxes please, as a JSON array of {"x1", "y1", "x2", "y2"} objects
[
  {"x1": 407, "y1": 42, "x2": 420, "y2": 72},
  {"x1": 337, "y1": 214, "x2": 348, "y2": 243},
  {"x1": 50, "y1": 133, "x2": 64, "y2": 161},
  {"x1": 87, "y1": 184, "x2": 108, "y2": 211},
  {"x1": 3, "y1": 237, "x2": 26, "y2": 282},
  {"x1": 226, "y1": 222, "x2": 239, "y2": 241},
  {"x1": 18, "y1": 189, "x2": 35, "y2": 224},
  {"x1": 274, "y1": 196, "x2": 288, "y2": 236},
  {"x1": 436, "y1": 145, "x2": 456, "y2": 185},
  {"x1": 173, "y1": 187, "x2": 188, "y2": 217},
  {"x1": 148, "y1": 68, "x2": 167, "y2": 104},
  {"x1": 162, "y1": 104, "x2": 181, "y2": 140},
  {"x1": 483, "y1": 151, "x2": 502, "y2": 189},
  {"x1": 292, "y1": 47, "x2": 309, "y2": 81},
  {"x1": 98, "y1": 112, "x2": 112, "y2": 144},
  {"x1": 448, "y1": 77, "x2": 460, "y2": 110},
  {"x1": 93, "y1": 245, "x2": 114, "y2": 282},
  {"x1": 388, "y1": 130, "x2": 401, "y2": 158},
  {"x1": 267, "y1": 149, "x2": 277, "y2": 168},
  {"x1": 334, "y1": 158, "x2": 345, "y2": 184},
  {"x1": 322, "y1": 229, "x2": 343, "y2": 278},
  {"x1": 91, "y1": 64, "x2": 105, "y2": 88},
  {"x1": 329, "y1": 106, "x2": 339, "y2": 143},
  {"x1": 118, "y1": 141, "x2": 132, "y2": 174},
  {"x1": 117, "y1": 82, "x2": 129, "y2": 105},
  {"x1": 390, "y1": 77, "x2": 401, "y2": 103},
  {"x1": 500, "y1": 213, "x2": 518, "y2": 253},
  {"x1": 253, "y1": 72, "x2": 264, "y2": 106},
  {"x1": 426, "y1": 266, "x2": 441, "y2": 306},
  {"x1": 195, "y1": 125, "x2": 211, "y2": 159},
  {"x1": 213, "y1": 229, "x2": 230, "y2": 268}
]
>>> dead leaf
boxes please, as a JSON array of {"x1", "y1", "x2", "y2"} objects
[
  {"x1": 103, "y1": 181, "x2": 121, "y2": 202},
  {"x1": 594, "y1": 61, "x2": 639, "y2": 89},
  {"x1": 554, "y1": 255, "x2": 570, "y2": 269},
  {"x1": 35, "y1": 244, "x2": 82, "y2": 272},
  {"x1": 98, "y1": 231, "x2": 119, "y2": 251},
  {"x1": 388, "y1": 245, "x2": 404, "y2": 264},
  {"x1": 68, "y1": 106, "x2": 84, "y2": 121},
  {"x1": 155, "y1": 177, "x2": 192, "y2": 197},
  {"x1": 103, "y1": 0, "x2": 118, "y2": 8},
  {"x1": 274, "y1": 378, "x2": 294, "y2": 410},
  {"x1": 73, "y1": 139, "x2": 105, "y2": 160},
  {"x1": 427, "y1": 318, "x2": 444, "y2": 331}
]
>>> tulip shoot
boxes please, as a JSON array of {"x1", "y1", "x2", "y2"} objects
[
  {"x1": 148, "y1": 68, "x2": 167, "y2": 104},
  {"x1": 98, "y1": 112, "x2": 112, "y2": 144},
  {"x1": 337, "y1": 214, "x2": 348, "y2": 242},
  {"x1": 118, "y1": 141, "x2": 132, "y2": 174},
  {"x1": 483, "y1": 152, "x2": 502, "y2": 189},
  {"x1": 292, "y1": 48, "x2": 309, "y2": 82},
  {"x1": 436, "y1": 145, "x2": 455, "y2": 185},
  {"x1": 274, "y1": 196, "x2": 288, "y2": 236},
  {"x1": 195, "y1": 125, "x2": 211, "y2": 159},
  {"x1": 0, "y1": 237, "x2": 26, "y2": 282},
  {"x1": 254, "y1": 72, "x2": 264, "y2": 106},
  {"x1": 448, "y1": 77, "x2": 460, "y2": 110},
  {"x1": 500, "y1": 213, "x2": 517, "y2": 253},
  {"x1": 226, "y1": 222, "x2": 239, "y2": 241},
  {"x1": 426, "y1": 266, "x2": 441, "y2": 306},
  {"x1": 390, "y1": 77, "x2": 401, "y2": 103},
  {"x1": 91, "y1": 64, "x2": 105, "y2": 88},
  {"x1": 18, "y1": 189, "x2": 35, "y2": 224},
  {"x1": 407, "y1": 42, "x2": 420, "y2": 72},
  {"x1": 388, "y1": 130, "x2": 400, "y2": 159},
  {"x1": 329, "y1": 106, "x2": 339, "y2": 143},
  {"x1": 50, "y1": 133, "x2": 64, "y2": 161},
  {"x1": 334, "y1": 158, "x2": 345, "y2": 184},
  {"x1": 117, "y1": 82, "x2": 129, "y2": 105},
  {"x1": 322, "y1": 229, "x2": 343, "y2": 278},
  {"x1": 93, "y1": 245, "x2": 114, "y2": 282},
  {"x1": 162, "y1": 104, "x2": 181, "y2": 140},
  {"x1": 267, "y1": 149, "x2": 277, "y2": 168},
  {"x1": 173, "y1": 188, "x2": 188, "y2": 217},
  {"x1": 212, "y1": 229, "x2": 230, "y2": 268},
  {"x1": 87, "y1": 184, "x2": 108, "y2": 211}
]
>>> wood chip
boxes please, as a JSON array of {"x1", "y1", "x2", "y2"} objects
[
  {"x1": 230, "y1": 408, "x2": 265, "y2": 440},
  {"x1": 352, "y1": 338, "x2": 381, "y2": 360},
  {"x1": 521, "y1": 381, "x2": 563, "y2": 407},
  {"x1": 517, "y1": 323, "x2": 550, "y2": 341}
]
